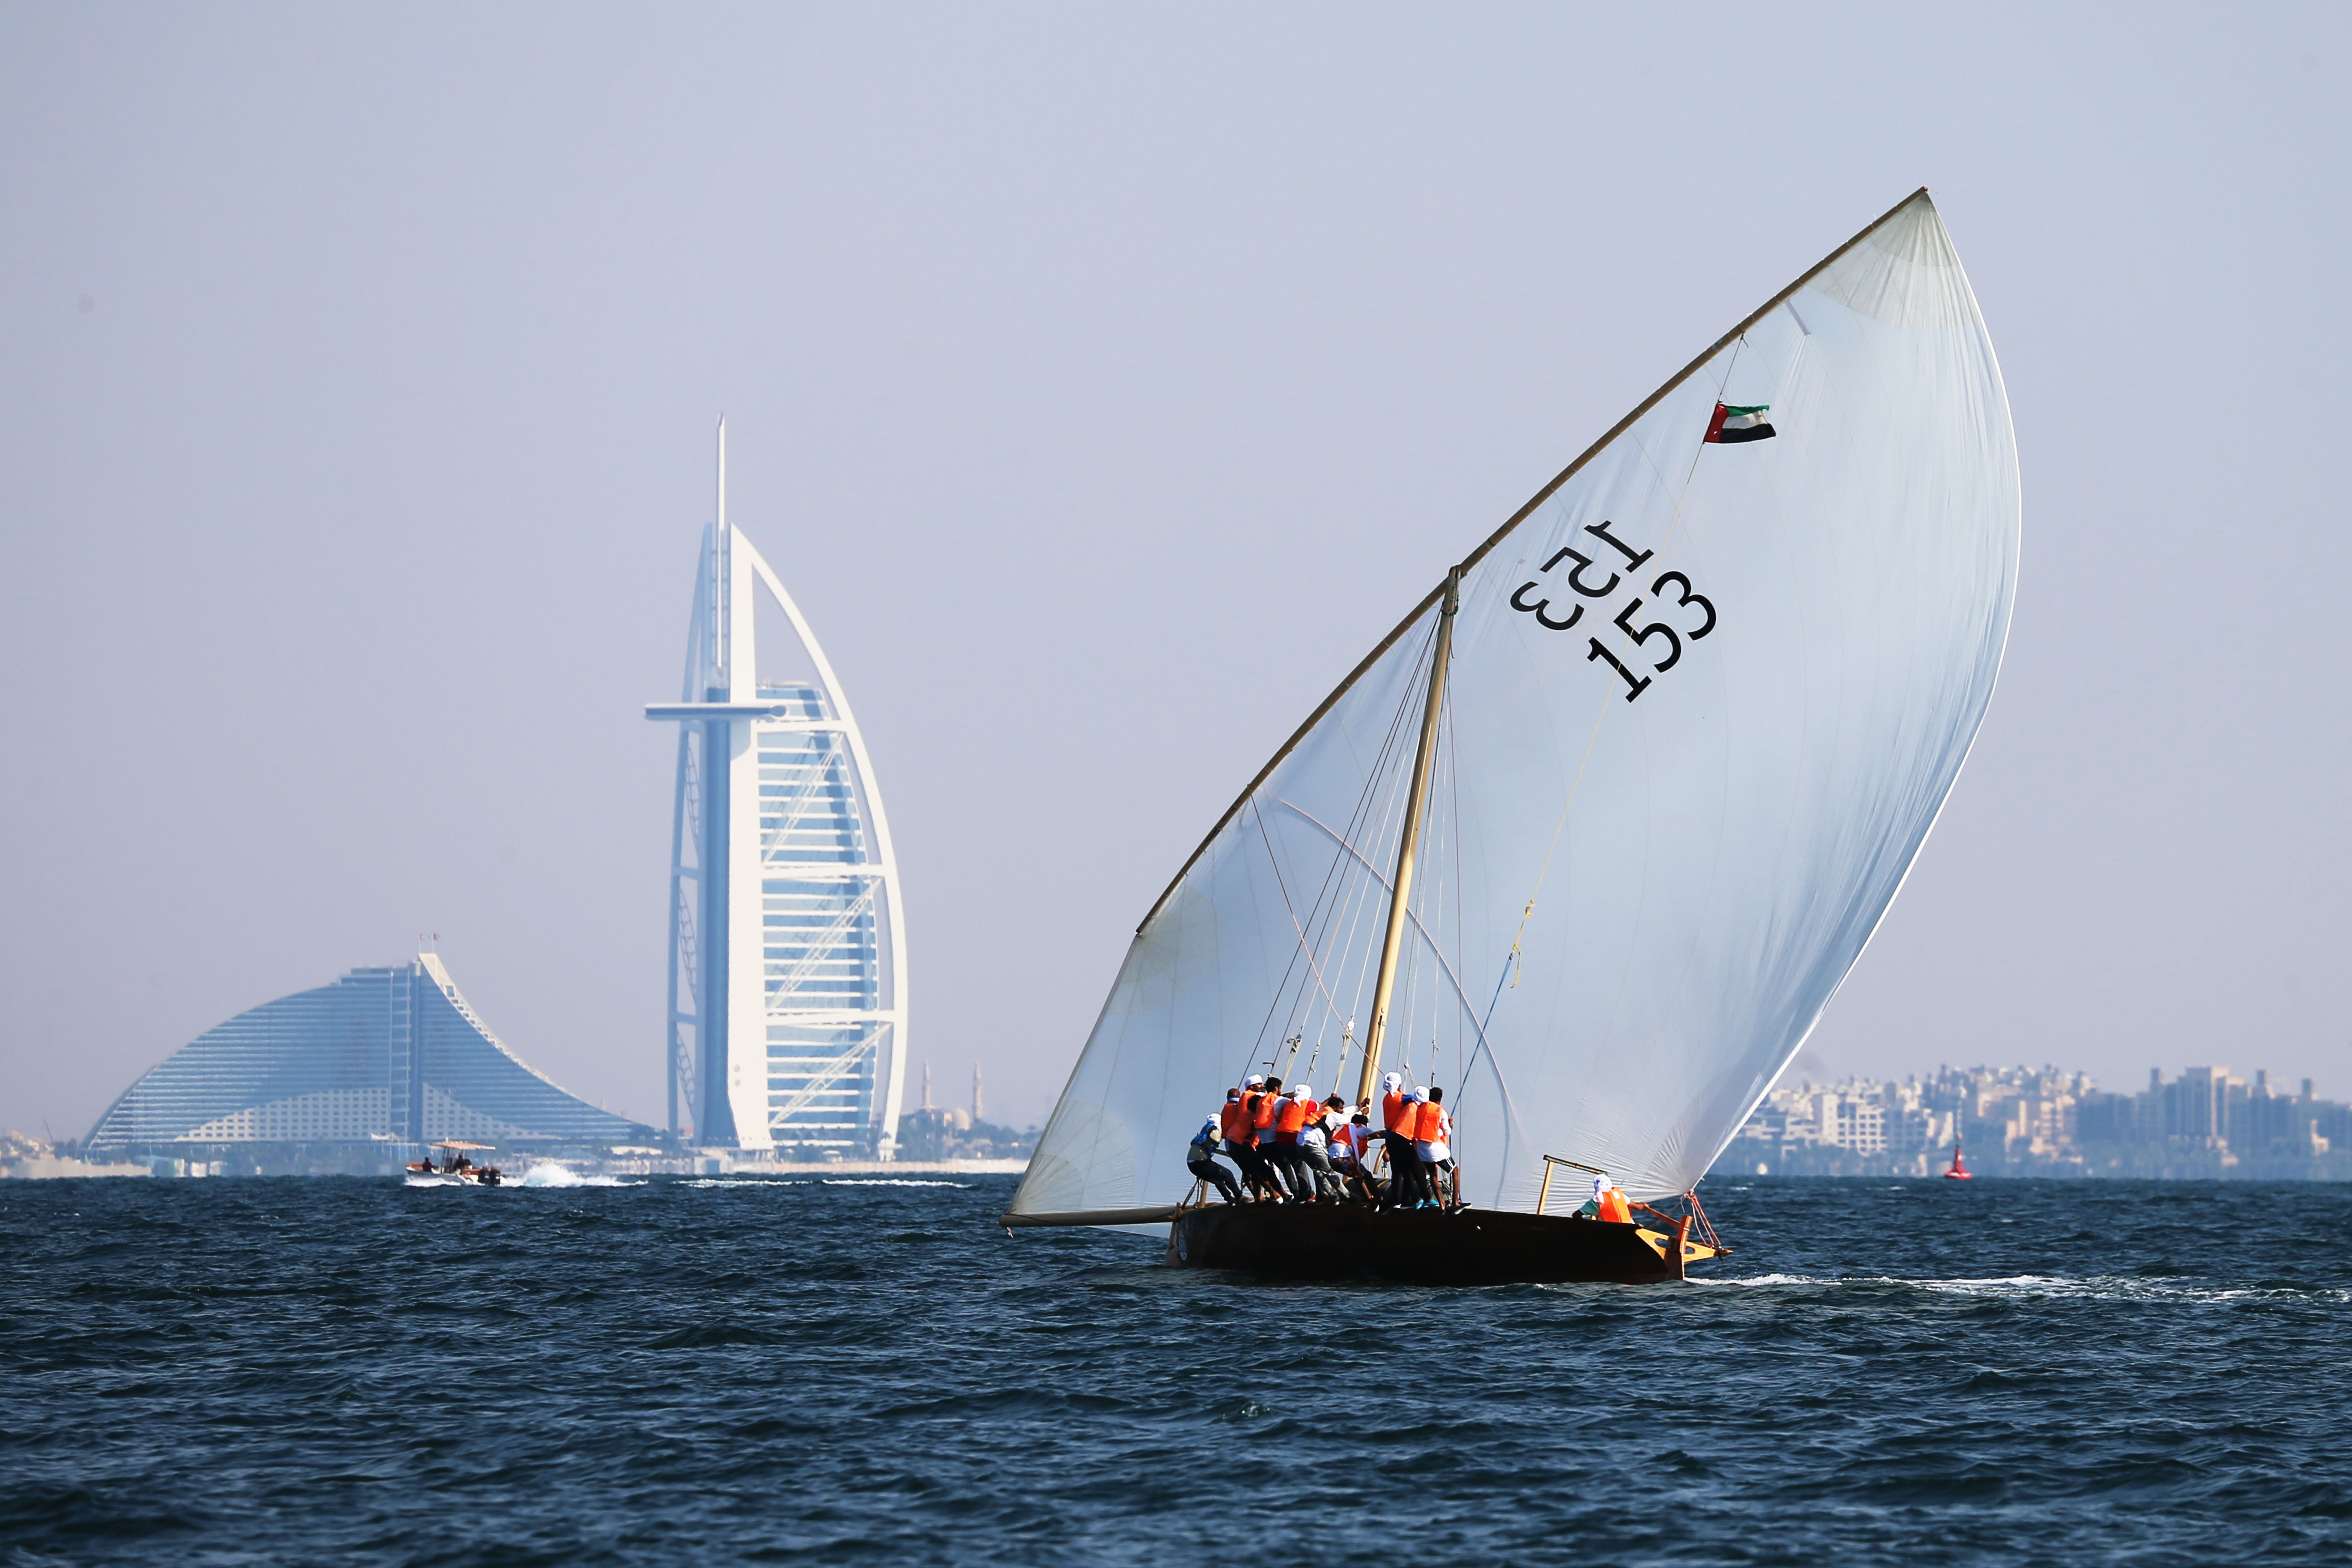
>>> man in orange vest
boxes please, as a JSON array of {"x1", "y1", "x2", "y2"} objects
[
  {"x1": 1271, "y1": 1084, "x2": 1317, "y2": 1200},
  {"x1": 1411, "y1": 1085, "x2": 1455, "y2": 1209},
  {"x1": 1219, "y1": 1086, "x2": 1272, "y2": 1199},
  {"x1": 1329, "y1": 1110, "x2": 1381, "y2": 1202},
  {"x1": 1251, "y1": 1076, "x2": 1293, "y2": 1199},
  {"x1": 1290, "y1": 1087, "x2": 1342, "y2": 1201},
  {"x1": 1378, "y1": 1072, "x2": 1423, "y2": 1209}
]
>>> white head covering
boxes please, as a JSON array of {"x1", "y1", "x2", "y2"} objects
[
  {"x1": 1381, "y1": 1071, "x2": 1402, "y2": 1093},
  {"x1": 1409, "y1": 1088, "x2": 1429, "y2": 1104},
  {"x1": 1589, "y1": 1174, "x2": 1613, "y2": 1202},
  {"x1": 1244, "y1": 1074, "x2": 1265, "y2": 1087},
  {"x1": 1293, "y1": 1084, "x2": 1313, "y2": 1101}
]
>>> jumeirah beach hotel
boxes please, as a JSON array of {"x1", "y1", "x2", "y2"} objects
[
  {"x1": 85, "y1": 954, "x2": 648, "y2": 1165},
  {"x1": 642, "y1": 422, "x2": 910, "y2": 1159}
]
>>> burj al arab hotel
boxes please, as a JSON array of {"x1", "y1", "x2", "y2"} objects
[{"x1": 646, "y1": 423, "x2": 908, "y2": 1158}]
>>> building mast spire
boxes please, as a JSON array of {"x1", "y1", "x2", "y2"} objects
[
  {"x1": 1354, "y1": 567, "x2": 1459, "y2": 1110},
  {"x1": 712, "y1": 415, "x2": 731, "y2": 698}
]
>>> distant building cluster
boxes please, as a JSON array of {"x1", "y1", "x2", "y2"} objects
[
  {"x1": 0, "y1": 1130, "x2": 148, "y2": 1180},
  {"x1": 891, "y1": 1061, "x2": 1035, "y2": 1163},
  {"x1": 892, "y1": 1108, "x2": 1035, "y2": 1163},
  {"x1": 1721, "y1": 1064, "x2": 2352, "y2": 1179}
]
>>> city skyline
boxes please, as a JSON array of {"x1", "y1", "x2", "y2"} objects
[{"x1": 1729, "y1": 1060, "x2": 2352, "y2": 1180}]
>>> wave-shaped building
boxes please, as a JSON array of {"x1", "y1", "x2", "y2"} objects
[
  {"x1": 85, "y1": 953, "x2": 646, "y2": 1161},
  {"x1": 644, "y1": 422, "x2": 909, "y2": 1157}
]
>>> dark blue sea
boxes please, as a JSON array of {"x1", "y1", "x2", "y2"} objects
[{"x1": 4, "y1": 1175, "x2": 2348, "y2": 1566}]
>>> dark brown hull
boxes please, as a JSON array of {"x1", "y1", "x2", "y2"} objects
[{"x1": 1165, "y1": 1202, "x2": 1692, "y2": 1285}]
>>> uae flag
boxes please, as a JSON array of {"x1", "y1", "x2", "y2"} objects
[{"x1": 1704, "y1": 402, "x2": 1776, "y2": 443}]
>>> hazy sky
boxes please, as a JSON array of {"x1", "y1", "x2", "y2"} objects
[{"x1": 4, "y1": 5, "x2": 2347, "y2": 1139}]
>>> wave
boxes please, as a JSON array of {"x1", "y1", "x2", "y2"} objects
[
  {"x1": 1696, "y1": 1272, "x2": 2352, "y2": 1304},
  {"x1": 670, "y1": 1176, "x2": 977, "y2": 1189},
  {"x1": 679, "y1": 1178, "x2": 814, "y2": 1188},
  {"x1": 519, "y1": 1163, "x2": 641, "y2": 1189},
  {"x1": 820, "y1": 1178, "x2": 974, "y2": 1189}
]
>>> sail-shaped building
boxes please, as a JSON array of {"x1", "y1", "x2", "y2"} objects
[{"x1": 646, "y1": 425, "x2": 909, "y2": 1158}]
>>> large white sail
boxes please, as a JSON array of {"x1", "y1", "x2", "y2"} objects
[{"x1": 1015, "y1": 191, "x2": 2018, "y2": 1216}]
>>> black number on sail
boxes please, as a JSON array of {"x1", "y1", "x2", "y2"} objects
[
  {"x1": 1612, "y1": 597, "x2": 1683, "y2": 673},
  {"x1": 1509, "y1": 580, "x2": 1584, "y2": 631},
  {"x1": 1540, "y1": 544, "x2": 1621, "y2": 599},
  {"x1": 1650, "y1": 571, "x2": 1718, "y2": 640},
  {"x1": 1587, "y1": 638, "x2": 1652, "y2": 701},
  {"x1": 1584, "y1": 520, "x2": 1655, "y2": 572}
]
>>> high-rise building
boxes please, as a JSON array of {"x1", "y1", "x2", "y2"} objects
[{"x1": 645, "y1": 423, "x2": 909, "y2": 1157}]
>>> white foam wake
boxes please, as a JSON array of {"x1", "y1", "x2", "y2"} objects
[
  {"x1": 820, "y1": 1178, "x2": 974, "y2": 1188},
  {"x1": 680, "y1": 1178, "x2": 813, "y2": 1188},
  {"x1": 520, "y1": 1162, "x2": 640, "y2": 1188},
  {"x1": 1691, "y1": 1273, "x2": 2350, "y2": 1305}
]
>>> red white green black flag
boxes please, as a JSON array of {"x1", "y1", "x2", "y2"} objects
[{"x1": 1704, "y1": 403, "x2": 1775, "y2": 443}]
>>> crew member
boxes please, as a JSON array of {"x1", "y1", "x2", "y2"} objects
[
  {"x1": 1220, "y1": 1087, "x2": 1274, "y2": 1198},
  {"x1": 1271, "y1": 1083, "x2": 1314, "y2": 1199},
  {"x1": 1329, "y1": 1111, "x2": 1381, "y2": 1202},
  {"x1": 1412, "y1": 1086, "x2": 1455, "y2": 1209},
  {"x1": 1186, "y1": 1116, "x2": 1244, "y2": 1204},
  {"x1": 1579, "y1": 1173, "x2": 1632, "y2": 1221},
  {"x1": 1378, "y1": 1072, "x2": 1423, "y2": 1209},
  {"x1": 1290, "y1": 1087, "x2": 1340, "y2": 1201},
  {"x1": 1252, "y1": 1076, "x2": 1291, "y2": 1199}
]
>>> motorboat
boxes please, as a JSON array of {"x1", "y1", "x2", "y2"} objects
[{"x1": 405, "y1": 1140, "x2": 507, "y2": 1186}]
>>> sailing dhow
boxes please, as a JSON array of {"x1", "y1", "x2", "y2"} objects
[{"x1": 1005, "y1": 190, "x2": 2018, "y2": 1283}]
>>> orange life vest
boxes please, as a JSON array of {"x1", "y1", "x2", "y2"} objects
[
  {"x1": 1219, "y1": 1097, "x2": 1249, "y2": 1142},
  {"x1": 1598, "y1": 1189, "x2": 1632, "y2": 1224},
  {"x1": 1382, "y1": 1092, "x2": 1409, "y2": 1133},
  {"x1": 1410, "y1": 1101, "x2": 1446, "y2": 1142},
  {"x1": 1249, "y1": 1091, "x2": 1277, "y2": 1132},
  {"x1": 1276, "y1": 1098, "x2": 1309, "y2": 1137}
]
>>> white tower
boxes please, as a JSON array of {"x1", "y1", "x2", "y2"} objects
[{"x1": 646, "y1": 421, "x2": 909, "y2": 1157}]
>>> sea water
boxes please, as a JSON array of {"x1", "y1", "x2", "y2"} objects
[{"x1": 2, "y1": 1176, "x2": 2346, "y2": 1565}]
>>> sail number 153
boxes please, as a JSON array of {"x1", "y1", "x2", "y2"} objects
[{"x1": 1508, "y1": 520, "x2": 1716, "y2": 702}]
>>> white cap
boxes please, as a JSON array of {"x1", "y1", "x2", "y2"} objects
[
  {"x1": 1244, "y1": 1074, "x2": 1265, "y2": 1087},
  {"x1": 1410, "y1": 1088, "x2": 1429, "y2": 1103},
  {"x1": 1381, "y1": 1072, "x2": 1402, "y2": 1092},
  {"x1": 1293, "y1": 1084, "x2": 1313, "y2": 1101}
]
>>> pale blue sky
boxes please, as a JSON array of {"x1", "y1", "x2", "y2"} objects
[{"x1": 3, "y1": 5, "x2": 2346, "y2": 1136}]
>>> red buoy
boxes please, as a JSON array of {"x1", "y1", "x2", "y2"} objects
[{"x1": 1942, "y1": 1141, "x2": 1973, "y2": 1180}]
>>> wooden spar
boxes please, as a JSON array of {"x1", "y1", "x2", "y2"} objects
[
  {"x1": 1354, "y1": 569, "x2": 1460, "y2": 1110},
  {"x1": 999, "y1": 1205, "x2": 1185, "y2": 1229}
]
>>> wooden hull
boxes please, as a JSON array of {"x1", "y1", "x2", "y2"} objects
[{"x1": 1164, "y1": 1202, "x2": 1700, "y2": 1286}]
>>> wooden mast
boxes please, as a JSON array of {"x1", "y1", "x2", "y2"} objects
[{"x1": 1354, "y1": 567, "x2": 1460, "y2": 1109}]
